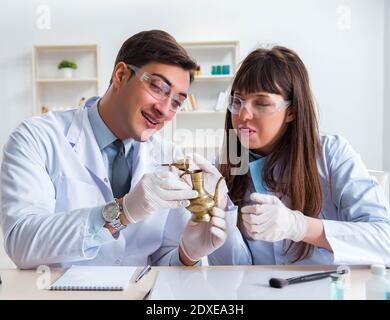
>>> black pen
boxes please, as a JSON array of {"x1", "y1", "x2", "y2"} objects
[
  {"x1": 135, "y1": 265, "x2": 151, "y2": 283},
  {"x1": 269, "y1": 269, "x2": 347, "y2": 288}
]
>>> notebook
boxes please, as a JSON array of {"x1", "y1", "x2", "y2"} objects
[{"x1": 49, "y1": 265, "x2": 137, "y2": 291}]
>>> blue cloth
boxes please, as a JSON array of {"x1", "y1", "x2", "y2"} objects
[
  {"x1": 244, "y1": 134, "x2": 390, "y2": 265},
  {"x1": 248, "y1": 156, "x2": 267, "y2": 194},
  {"x1": 84, "y1": 97, "x2": 134, "y2": 251}
]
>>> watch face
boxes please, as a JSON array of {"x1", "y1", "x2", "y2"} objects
[{"x1": 103, "y1": 201, "x2": 119, "y2": 222}]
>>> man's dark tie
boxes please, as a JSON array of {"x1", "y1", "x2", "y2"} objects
[{"x1": 111, "y1": 139, "x2": 132, "y2": 198}]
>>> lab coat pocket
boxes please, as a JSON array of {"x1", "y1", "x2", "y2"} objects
[{"x1": 55, "y1": 177, "x2": 103, "y2": 212}]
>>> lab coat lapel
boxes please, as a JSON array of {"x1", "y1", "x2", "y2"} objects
[
  {"x1": 130, "y1": 140, "x2": 160, "y2": 191},
  {"x1": 66, "y1": 106, "x2": 112, "y2": 201}
]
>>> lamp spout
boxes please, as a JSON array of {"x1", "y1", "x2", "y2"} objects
[
  {"x1": 213, "y1": 177, "x2": 225, "y2": 208},
  {"x1": 161, "y1": 159, "x2": 189, "y2": 172}
]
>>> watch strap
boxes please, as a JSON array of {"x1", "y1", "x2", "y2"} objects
[{"x1": 109, "y1": 198, "x2": 127, "y2": 237}]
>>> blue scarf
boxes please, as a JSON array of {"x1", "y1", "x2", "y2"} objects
[{"x1": 248, "y1": 150, "x2": 267, "y2": 194}]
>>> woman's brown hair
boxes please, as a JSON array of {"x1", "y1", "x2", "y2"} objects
[{"x1": 219, "y1": 46, "x2": 324, "y2": 262}]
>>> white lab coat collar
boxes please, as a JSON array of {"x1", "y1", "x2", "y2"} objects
[
  {"x1": 66, "y1": 106, "x2": 109, "y2": 184},
  {"x1": 130, "y1": 140, "x2": 160, "y2": 191},
  {"x1": 66, "y1": 97, "x2": 107, "y2": 178}
]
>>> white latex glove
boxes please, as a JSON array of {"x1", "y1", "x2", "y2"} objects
[
  {"x1": 240, "y1": 193, "x2": 308, "y2": 242},
  {"x1": 123, "y1": 171, "x2": 198, "y2": 223},
  {"x1": 183, "y1": 153, "x2": 229, "y2": 209},
  {"x1": 180, "y1": 207, "x2": 227, "y2": 262}
]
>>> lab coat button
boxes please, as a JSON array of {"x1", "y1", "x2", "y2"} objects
[
  {"x1": 104, "y1": 178, "x2": 108, "y2": 183},
  {"x1": 115, "y1": 259, "x2": 121, "y2": 265}
]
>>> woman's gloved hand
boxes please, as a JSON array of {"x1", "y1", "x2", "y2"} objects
[{"x1": 240, "y1": 193, "x2": 308, "y2": 242}]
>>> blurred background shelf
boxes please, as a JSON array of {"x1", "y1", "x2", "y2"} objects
[
  {"x1": 177, "y1": 110, "x2": 226, "y2": 115},
  {"x1": 162, "y1": 40, "x2": 239, "y2": 160},
  {"x1": 32, "y1": 44, "x2": 100, "y2": 115},
  {"x1": 36, "y1": 78, "x2": 99, "y2": 83},
  {"x1": 194, "y1": 75, "x2": 233, "y2": 81}
]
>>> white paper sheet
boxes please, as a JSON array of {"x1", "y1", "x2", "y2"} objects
[{"x1": 150, "y1": 268, "x2": 333, "y2": 300}]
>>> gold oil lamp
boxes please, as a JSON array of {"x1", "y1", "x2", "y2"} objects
[{"x1": 162, "y1": 160, "x2": 224, "y2": 222}]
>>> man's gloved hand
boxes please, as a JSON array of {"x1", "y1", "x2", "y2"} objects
[
  {"x1": 240, "y1": 193, "x2": 308, "y2": 242},
  {"x1": 180, "y1": 207, "x2": 227, "y2": 263},
  {"x1": 183, "y1": 153, "x2": 229, "y2": 209},
  {"x1": 122, "y1": 171, "x2": 198, "y2": 223}
]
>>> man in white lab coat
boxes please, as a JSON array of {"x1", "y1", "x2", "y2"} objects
[{"x1": 0, "y1": 30, "x2": 240, "y2": 269}]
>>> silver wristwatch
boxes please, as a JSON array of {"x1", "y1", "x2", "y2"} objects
[{"x1": 102, "y1": 199, "x2": 127, "y2": 237}]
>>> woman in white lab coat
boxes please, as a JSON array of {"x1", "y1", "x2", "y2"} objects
[{"x1": 213, "y1": 46, "x2": 390, "y2": 265}]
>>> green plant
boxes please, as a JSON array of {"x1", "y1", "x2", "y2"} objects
[{"x1": 57, "y1": 60, "x2": 77, "y2": 70}]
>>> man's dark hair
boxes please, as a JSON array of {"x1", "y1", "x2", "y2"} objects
[{"x1": 110, "y1": 30, "x2": 197, "y2": 85}]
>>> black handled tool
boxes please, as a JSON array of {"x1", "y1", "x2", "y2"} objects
[{"x1": 269, "y1": 269, "x2": 347, "y2": 288}]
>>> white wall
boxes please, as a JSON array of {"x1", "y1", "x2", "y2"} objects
[
  {"x1": 0, "y1": 0, "x2": 386, "y2": 170},
  {"x1": 384, "y1": 1, "x2": 390, "y2": 172}
]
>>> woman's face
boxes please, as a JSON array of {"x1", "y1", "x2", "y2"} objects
[{"x1": 230, "y1": 91, "x2": 293, "y2": 155}]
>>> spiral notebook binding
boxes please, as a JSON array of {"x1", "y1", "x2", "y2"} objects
[{"x1": 49, "y1": 286, "x2": 124, "y2": 291}]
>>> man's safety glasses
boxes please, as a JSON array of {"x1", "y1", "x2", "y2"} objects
[{"x1": 127, "y1": 64, "x2": 187, "y2": 113}]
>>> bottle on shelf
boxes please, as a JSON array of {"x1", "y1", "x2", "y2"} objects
[
  {"x1": 365, "y1": 264, "x2": 390, "y2": 300},
  {"x1": 194, "y1": 65, "x2": 201, "y2": 76},
  {"x1": 329, "y1": 273, "x2": 344, "y2": 300},
  {"x1": 188, "y1": 94, "x2": 198, "y2": 111},
  {"x1": 211, "y1": 64, "x2": 231, "y2": 75},
  {"x1": 78, "y1": 97, "x2": 86, "y2": 107},
  {"x1": 41, "y1": 105, "x2": 49, "y2": 114}
]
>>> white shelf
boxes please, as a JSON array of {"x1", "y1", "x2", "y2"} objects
[
  {"x1": 32, "y1": 44, "x2": 100, "y2": 115},
  {"x1": 33, "y1": 44, "x2": 98, "y2": 50},
  {"x1": 36, "y1": 78, "x2": 98, "y2": 83},
  {"x1": 48, "y1": 106, "x2": 78, "y2": 111},
  {"x1": 194, "y1": 75, "x2": 233, "y2": 81},
  {"x1": 180, "y1": 41, "x2": 239, "y2": 48},
  {"x1": 165, "y1": 41, "x2": 239, "y2": 162},
  {"x1": 177, "y1": 111, "x2": 226, "y2": 115}
]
